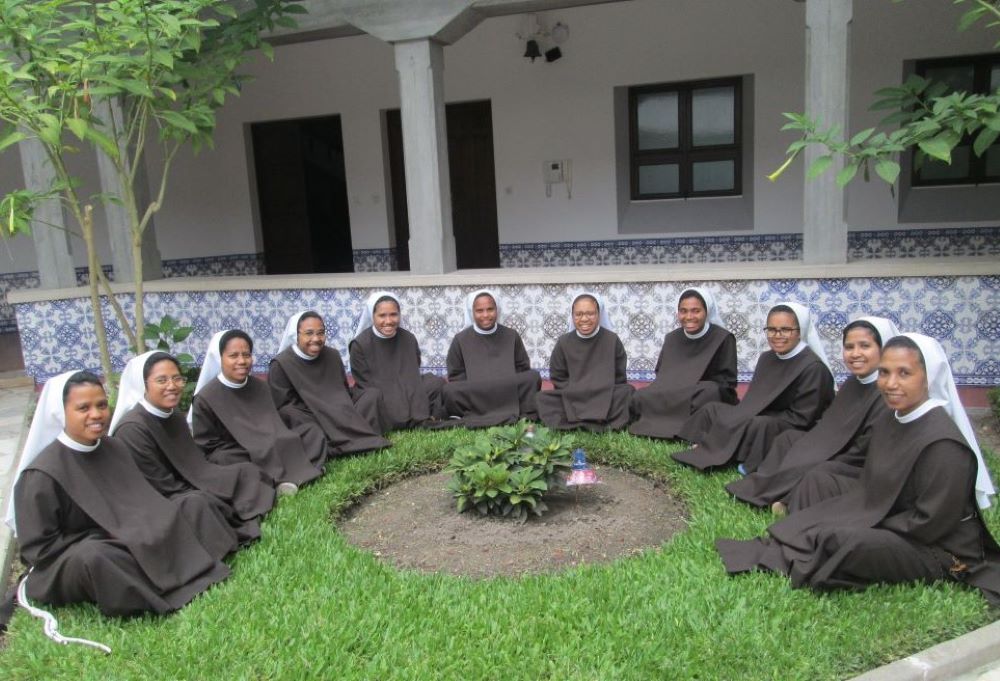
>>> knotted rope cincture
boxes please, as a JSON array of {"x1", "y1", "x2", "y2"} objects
[{"x1": 16, "y1": 570, "x2": 111, "y2": 654}]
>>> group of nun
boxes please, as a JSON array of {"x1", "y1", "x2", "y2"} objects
[{"x1": 5, "y1": 286, "x2": 1000, "y2": 645}]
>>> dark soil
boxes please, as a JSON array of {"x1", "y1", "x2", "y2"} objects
[{"x1": 338, "y1": 467, "x2": 687, "y2": 578}]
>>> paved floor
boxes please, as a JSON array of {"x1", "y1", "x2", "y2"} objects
[{"x1": 0, "y1": 379, "x2": 36, "y2": 584}]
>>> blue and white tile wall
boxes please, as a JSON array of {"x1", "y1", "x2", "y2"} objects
[
  {"x1": 0, "y1": 254, "x2": 264, "y2": 334},
  {"x1": 15, "y1": 274, "x2": 1000, "y2": 387},
  {"x1": 498, "y1": 226, "x2": 1000, "y2": 269}
]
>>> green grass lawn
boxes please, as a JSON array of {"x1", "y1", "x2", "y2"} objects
[{"x1": 2, "y1": 428, "x2": 997, "y2": 681}]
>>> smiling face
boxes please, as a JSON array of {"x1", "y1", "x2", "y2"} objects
[
  {"x1": 472, "y1": 294, "x2": 498, "y2": 331},
  {"x1": 677, "y1": 294, "x2": 708, "y2": 335},
  {"x1": 878, "y1": 346, "x2": 930, "y2": 416},
  {"x1": 765, "y1": 311, "x2": 801, "y2": 354},
  {"x1": 296, "y1": 316, "x2": 326, "y2": 358},
  {"x1": 64, "y1": 382, "x2": 110, "y2": 445},
  {"x1": 842, "y1": 327, "x2": 881, "y2": 378},
  {"x1": 221, "y1": 337, "x2": 252, "y2": 383},
  {"x1": 145, "y1": 358, "x2": 184, "y2": 411},
  {"x1": 572, "y1": 296, "x2": 599, "y2": 336},
  {"x1": 373, "y1": 300, "x2": 400, "y2": 338}
]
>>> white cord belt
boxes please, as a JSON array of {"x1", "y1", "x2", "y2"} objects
[{"x1": 16, "y1": 569, "x2": 112, "y2": 654}]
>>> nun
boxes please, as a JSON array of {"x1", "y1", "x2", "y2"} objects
[
  {"x1": 629, "y1": 287, "x2": 738, "y2": 439},
  {"x1": 111, "y1": 351, "x2": 274, "y2": 544},
  {"x1": 673, "y1": 301, "x2": 835, "y2": 472},
  {"x1": 716, "y1": 334, "x2": 1000, "y2": 605},
  {"x1": 348, "y1": 291, "x2": 447, "y2": 430},
  {"x1": 728, "y1": 317, "x2": 900, "y2": 513},
  {"x1": 536, "y1": 292, "x2": 634, "y2": 432},
  {"x1": 442, "y1": 289, "x2": 541, "y2": 427},
  {"x1": 190, "y1": 330, "x2": 323, "y2": 490},
  {"x1": 270, "y1": 311, "x2": 391, "y2": 454},
  {"x1": 8, "y1": 371, "x2": 231, "y2": 618}
]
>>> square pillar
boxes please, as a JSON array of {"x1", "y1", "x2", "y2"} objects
[
  {"x1": 93, "y1": 97, "x2": 163, "y2": 283},
  {"x1": 803, "y1": 0, "x2": 852, "y2": 264},
  {"x1": 394, "y1": 38, "x2": 456, "y2": 274},
  {"x1": 18, "y1": 137, "x2": 77, "y2": 289}
]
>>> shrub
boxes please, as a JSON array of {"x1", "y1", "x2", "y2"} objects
[
  {"x1": 990, "y1": 386, "x2": 1000, "y2": 424},
  {"x1": 445, "y1": 421, "x2": 574, "y2": 522}
]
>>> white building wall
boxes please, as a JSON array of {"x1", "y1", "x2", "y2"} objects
[{"x1": 0, "y1": 0, "x2": 993, "y2": 273}]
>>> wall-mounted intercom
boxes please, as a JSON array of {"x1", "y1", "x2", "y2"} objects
[{"x1": 544, "y1": 159, "x2": 572, "y2": 198}]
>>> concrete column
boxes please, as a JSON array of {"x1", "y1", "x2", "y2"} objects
[
  {"x1": 394, "y1": 38, "x2": 456, "y2": 274},
  {"x1": 93, "y1": 97, "x2": 163, "y2": 283},
  {"x1": 18, "y1": 137, "x2": 77, "y2": 289},
  {"x1": 803, "y1": 0, "x2": 852, "y2": 264}
]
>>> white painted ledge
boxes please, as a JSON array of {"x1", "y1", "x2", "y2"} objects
[{"x1": 9, "y1": 257, "x2": 1000, "y2": 304}]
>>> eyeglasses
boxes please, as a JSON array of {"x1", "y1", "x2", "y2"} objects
[
  {"x1": 150, "y1": 375, "x2": 188, "y2": 387},
  {"x1": 764, "y1": 327, "x2": 800, "y2": 337},
  {"x1": 299, "y1": 329, "x2": 326, "y2": 338},
  {"x1": 573, "y1": 311, "x2": 598, "y2": 319}
]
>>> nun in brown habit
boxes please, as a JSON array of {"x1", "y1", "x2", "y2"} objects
[
  {"x1": 348, "y1": 291, "x2": 447, "y2": 430},
  {"x1": 672, "y1": 301, "x2": 835, "y2": 472},
  {"x1": 190, "y1": 330, "x2": 324, "y2": 489},
  {"x1": 270, "y1": 311, "x2": 391, "y2": 454},
  {"x1": 727, "y1": 316, "x2": 900, "y2": 512},
  {"x1": 442, "y1": 289, "x2": 541, "y2": 427},
  {"x1": 716, "y1": 334, "x2": 1000, "y2": 605},
  {"x1": 111, "y1": 351, "x2": 274, "y2": 545},
  {"x1": 8, "y1": 372, "x2": 231, "y2": 619},
  {"x1": 629, "y1": 287, "x2": 737, "y2": 439},
  {"x1": 536, "y1": 292, "x2": 634, "y2": 432}
]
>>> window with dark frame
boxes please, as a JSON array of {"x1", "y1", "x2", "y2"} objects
[
  {"x1": 912, "y1": 52, "x2": 1000, "y2": 186},
  {"x1": 628, "y1": 77, "x2": 742, "y2": 200}
]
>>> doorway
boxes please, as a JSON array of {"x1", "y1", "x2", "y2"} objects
[
  {"x1": 385, "y1": 100, "x2": 500, "y2": 270},
  {"x1": 250, "y1": 115, "x2": 355, "y2": 274}
]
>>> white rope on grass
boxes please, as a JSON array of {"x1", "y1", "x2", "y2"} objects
[{"x1": 16, "y1": 570, "x2": 111, "y2": 654}]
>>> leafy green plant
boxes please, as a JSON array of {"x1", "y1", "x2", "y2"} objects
[
  {"x1": 445, "y1": 421, "x2": 573, "y2": 522},
  {"x1": 769, "y1": 0, "x2": 1000, "y2": 189},
  {"x1": 0, "y1": 0, "x2": 303, "y2": 380},
  {"x1": 990, "y1": 386, "x2": 1000, "y2": 424}
]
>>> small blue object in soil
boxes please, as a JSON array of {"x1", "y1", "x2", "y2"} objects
[
  {"x1": 572, "y1": 448, "x2": 588, "y2": 470},
  {"x1": 737, "y1": 463, "x2": 747, "y2": 476}
]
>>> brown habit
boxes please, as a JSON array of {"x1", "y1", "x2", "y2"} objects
[
  {"x1": 726, "y1": 376, "x2": 886, "y2": 507},
  {"x1": 192, "y1": 376, "x2": 323, "y2": 486},
  {"x1": 629, "y1": 324, "x2": 738, "y2": 439},
  {"x1": 114, "y1": 404, "x2": 274, "y2": 540},
  {"x1": 672, "y1": 346, "x2": 834, "y2": 471},
  {"x1": 270, "y1": 346, "x2": 391, "y2": 454},
  {"x1": 536, "y1": 328, "x2": 634, "y2": 432},
  {"x1": 14, "y1": 437, "x2": 231, "y2": 616},
  {"x1": 349, "y1": 327, "x2": 445, "y2": 430},
  {"x1": 716, "y1": 408, "x2": 1000, "y2": 605},
  {"x1": 443, "y1": 324, "x2": 541, "y2": 427}
]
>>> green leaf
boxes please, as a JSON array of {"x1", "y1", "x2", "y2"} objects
[
  {"x1": 260, "y1": 41, "x2": 274, "y2": 61},
  {"x1": 835, "y1": 162, "x2": 859, "y2": 187},
  {"x1": 849, "y1": 127, "x2": 875, "y2": 146},
  {"x1": 874, "y1": 159, "x2": 900, "y2": 185},
  {"x1": 806, "y1": 154, "x2": 833, "y2": 179},
  {"x1": 917, "y1": 137, "x2": 953, "y2": 163},
  {"x1": 66, "y1": 117, "x2": 87, "y2": 141},
  {"x1": 158, "y1": 110, "x2": 199, "y2": 134},
  {"x1": 85, "y1": 127, "x2": 121, "y2": 161},
  {"x1": 973, "y1": 127, "x2": 999, "y2": 158},
  {"x1": 0, "y1": 128, "x2": 27, "y2": 154}
]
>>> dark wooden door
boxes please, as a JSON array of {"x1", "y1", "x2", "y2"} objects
[
  {"x1": 250, "y1": 115, "x2": 354, "y2": 274},
  {"x1": 386, "y1": 100, "x2": 500, "y2": 270}
]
